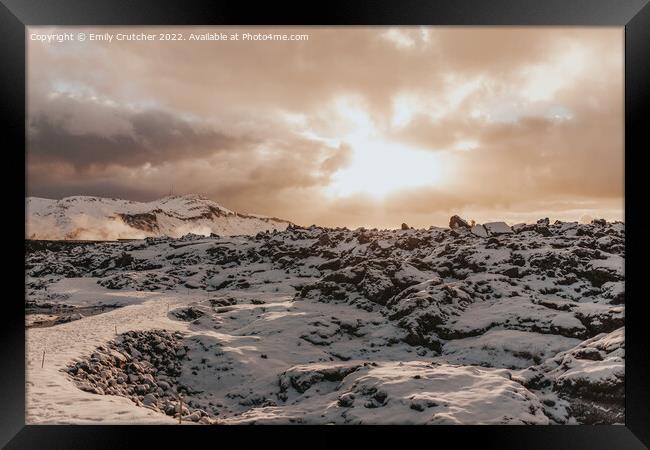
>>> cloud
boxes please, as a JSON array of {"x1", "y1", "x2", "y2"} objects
[
  {"x1": 28, "y1": 94, "x2": 252, "y2": 169},
  {"x1": 26, "y1": 26, "x2": 624, "y2": 227}
]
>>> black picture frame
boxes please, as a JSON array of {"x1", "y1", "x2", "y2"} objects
[{"x1": 3, "y1": 0, "x2": 649, "y2": 448}]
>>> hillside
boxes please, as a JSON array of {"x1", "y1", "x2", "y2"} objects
[{"x1": 26, "y1": 195, "x2": 292, "y2": 240}]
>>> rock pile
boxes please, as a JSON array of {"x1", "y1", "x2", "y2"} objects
[
  {"x1": 65, "y1": 330, "x2": 215, "y2": 424},
  {"x1": 26, "y1": 214, "x2": 625, "y2": 424}
]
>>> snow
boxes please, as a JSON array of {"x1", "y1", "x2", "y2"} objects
[
  {"x1": 26, "y1": 195, "x2": 291, "y2": 240},
  {"x1": 441, "y1": 329, "x2": 581, "y2": 369},
  {"x1": 588, "y1": 255, "x2": 625, "y2": 276},
  {"x1": 556, "y1": 358, "x2": 624, "y2": 386},
  {"x1": 27, "y1": 288, "x2": 188, "y2": 424},
  {"x1": 245, "y1": 361, "x2": 550, "y2": 424},
  {"x1": 25, "y1": 216, "x2": 625, "y2": 424},
  {"x1": 442, "y1": 296, "x2": 587, "y2": 339}
]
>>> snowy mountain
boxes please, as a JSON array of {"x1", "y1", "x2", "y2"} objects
[
  {"x1": 26, "y1": 195, "x2": 292, "y2": 240},
  {"x1": 25, "y1": 217, "x2": 624, "y2": 424}
]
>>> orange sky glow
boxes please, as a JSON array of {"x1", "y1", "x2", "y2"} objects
[{"x1": 27, "y1": 27, "x2": 624, "y2": 228}]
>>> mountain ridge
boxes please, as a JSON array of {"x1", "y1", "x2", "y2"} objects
[{"x1": 26, "y1": 194, "x2": 292, "y2": 240}]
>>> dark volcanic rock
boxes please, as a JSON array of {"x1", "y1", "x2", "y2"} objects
[
  {"x1": 172, "y1": 307, "x2": 205, "y2": 321},
  {"x1": 449, "y1": 215, "x2": 470, "y2": 229},
  {"x1": 26, "y1": 216, "x2": 624, "y2": 424},
  {"x1": 64, "y1": 330, "x2": 214, "y2": 423},
  {"x1": 515, "y1": 328, "x2": 624, "y2": 424},
  {"x1": 279, "y1": 362, "x2": 365, "y2": 394}
]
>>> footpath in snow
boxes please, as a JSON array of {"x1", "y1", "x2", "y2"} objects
[{"x1": 25, "y1": 218, "x2": 625, "y2": 424}]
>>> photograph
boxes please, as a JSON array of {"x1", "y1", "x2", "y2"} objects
[{"x1": 24, "y1": 25, "x2": 626, "y2": 426}]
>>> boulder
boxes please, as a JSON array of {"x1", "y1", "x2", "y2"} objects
[
  {"x1": 511, "y1": 223, "x2": 527, "y2": 233},
  {"x1": 78, "y1": 382, "x2": 104, "y2": 395},
  {"x1": 186, "y1": 411, "x2": 202, "y2": 422},
  {"x1": 142, "y1": 393, "x2": 158, "y2": 407},
  {"x1": 483, "y1": 222, "x2": 513, "y2": 235},
  {"x1": 449, "y1": 215, "x2": 470, "y2": 229},
  {"x1": 470, "y1": 225, "x2": 488, "y2": 238}
]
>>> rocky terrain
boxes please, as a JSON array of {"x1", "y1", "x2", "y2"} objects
[
  {"x1": 26, "y1": 195, "x2": 291, "y2": 240},
  {"x1": 25, "y1": 216, "x2": 624, "y2": 424}
]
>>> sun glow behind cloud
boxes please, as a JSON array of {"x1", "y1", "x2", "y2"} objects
[
  {"x1": 321, "y1": 97, "x2": 449, "y2": 199},
  {"x1": 27, "y1": 27, "x2": 623, "y2": 227},
  {"x1": 326, "y1": 137, "x2": 447, "y2": 199}
]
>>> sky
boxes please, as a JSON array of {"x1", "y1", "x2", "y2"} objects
[{"x1": 27, "y1": 26, "x2": 624, "y2": 228}]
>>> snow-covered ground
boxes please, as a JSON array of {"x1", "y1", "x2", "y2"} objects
[
  {"x1": 25, "y1": 217, "x2": 624, "y2": 424},
  {"x1": 26, "y1": 195, "x2": 291, "y2": 240},
  {"x1": 27, "y1": 290, "x2": 185, "y2": 424}
]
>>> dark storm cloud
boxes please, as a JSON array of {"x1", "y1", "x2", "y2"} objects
[
  {"x1": 28, "y1": 96, "x2": 249, "y2": 169},
  {"x1": 26, "y1": 26, "x2": 623, "y2": 227}
]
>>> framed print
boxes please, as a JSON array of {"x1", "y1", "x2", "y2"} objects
[{"x1": 2, "y1": 0, "x2": 649, "y2": 448}]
